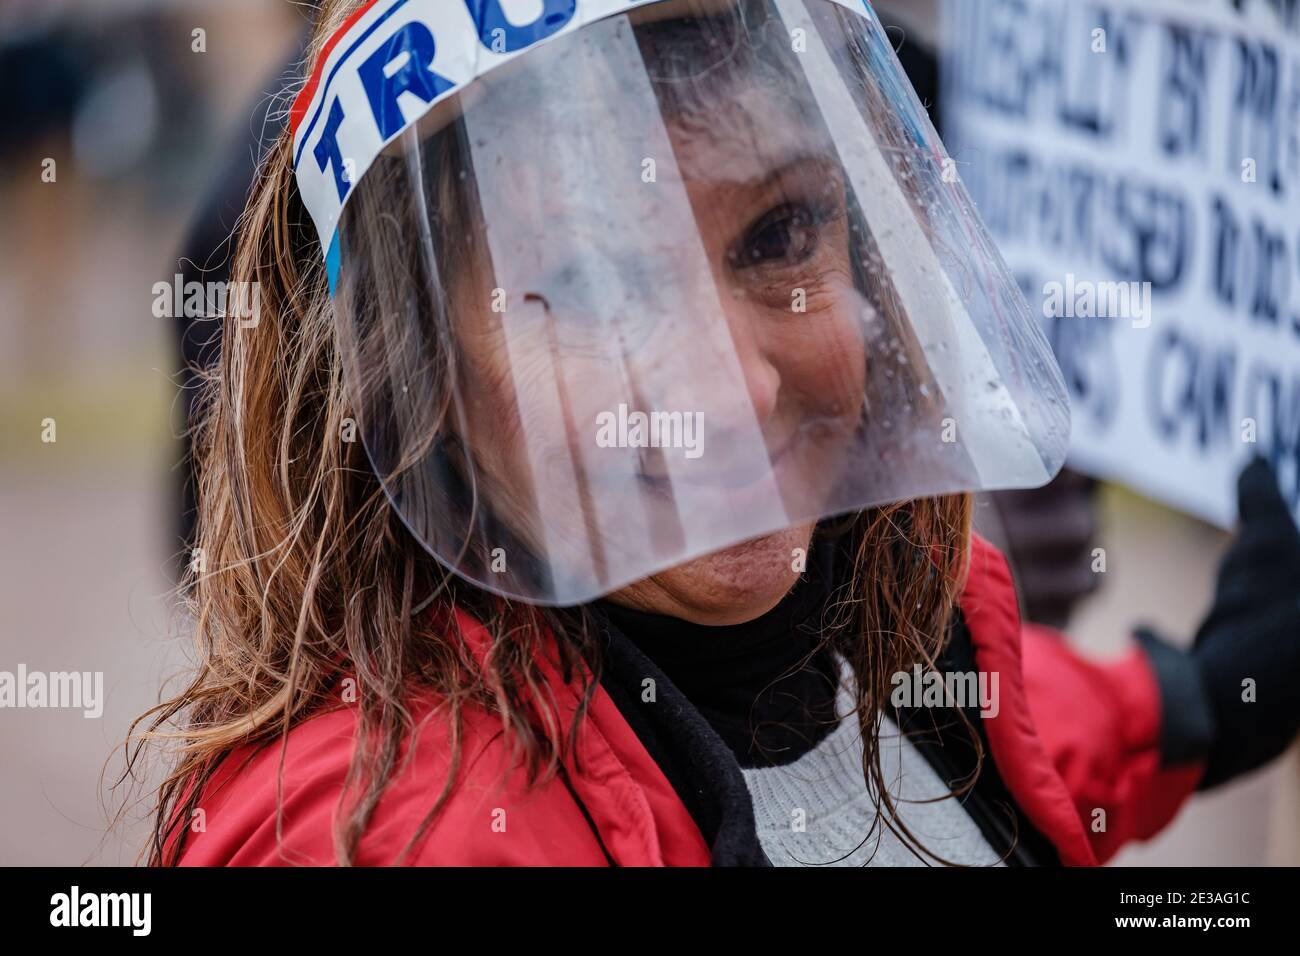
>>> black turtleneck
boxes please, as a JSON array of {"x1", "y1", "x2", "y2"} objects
[
  {"x1": 591, "y1": 530, "x2": 846, "y2": 769},
  {"x1": 582, "y1": 526, "x2": 1061, "y2": 866}
]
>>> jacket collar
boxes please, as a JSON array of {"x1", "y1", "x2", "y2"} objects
[
  {"x1": 591, "y1": 608, "x2": 773, "y2": 865},
  {"x1": 445, "y1": 532, "x2": 1098, "y2": 866},
  {"x1": 960, "y1": 534, "x2": 1098, "y2": 866}
]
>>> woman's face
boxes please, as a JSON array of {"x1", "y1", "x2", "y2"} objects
[{"x1": 449, "y1": 77, "x2": 868, "y2": 623}]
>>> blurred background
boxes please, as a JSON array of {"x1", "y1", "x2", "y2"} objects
[
  {"x1": 0, "y1": 0, "x2": 1295, "y2": 865},
  {"x1": 0, "y1": 0, "x2": 303, "y2": 864}
]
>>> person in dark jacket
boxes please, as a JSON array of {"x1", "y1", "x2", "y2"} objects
[{"x1": 142, "y1": 0, "x2": 1300, "y2": 868}]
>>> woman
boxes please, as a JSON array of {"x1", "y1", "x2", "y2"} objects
[{"x1": 135, "y1": 0, "x2": 1300, "y2": 866}]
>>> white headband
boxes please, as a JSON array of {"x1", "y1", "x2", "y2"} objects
[{"x1": 289, "y1": 0, "x2": 871, "y2": 287}]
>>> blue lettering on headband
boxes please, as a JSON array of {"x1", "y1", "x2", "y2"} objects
[
  {"x1": 463, "y1": 0, "x2": 578, "y2": 53},
  {"x1": 314, "y1": 98, "x2": 353, "y2": 203},
  {"x1": 308, "y1": 0, "x2": 580, "y2": 197},
  {"x1": 358, "y1": 21, "x2": 455, "y2": 140}
]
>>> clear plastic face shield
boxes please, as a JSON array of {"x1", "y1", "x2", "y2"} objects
[{"x1": 304, "y1": 0, "x2": 1070, "y2": 605}]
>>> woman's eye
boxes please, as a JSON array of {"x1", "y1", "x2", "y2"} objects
[{"x1": 730, "y1": 203, "x2": 823, "y2": 270}]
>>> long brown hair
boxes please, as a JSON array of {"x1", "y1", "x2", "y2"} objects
[{"x1": 123, "y1": 0, "x2": 979, "y2": 867}]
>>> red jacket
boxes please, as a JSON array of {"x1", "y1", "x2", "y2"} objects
[{"x1": 174, "y1": 535, "x2": 1204, "y2": 866}]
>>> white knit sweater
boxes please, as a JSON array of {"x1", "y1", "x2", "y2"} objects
[{"x1": 740, "y1": 654, "x2": 1006, "y2": 867}]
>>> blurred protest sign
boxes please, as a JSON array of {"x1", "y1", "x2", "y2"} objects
[{"x1": 943, "y1": 0, "x2": 1300, "y2": 527}]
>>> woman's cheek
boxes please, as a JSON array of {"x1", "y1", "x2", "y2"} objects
[
  {"x1": 771, "y1": 278, "x2": 867, "y2": 400},
  {"x1": 499, "y1": 351, "x2": 623, "y2": 472},
  {"x1": 456, "y1": 339, "x2": 536, "y2": 485}
]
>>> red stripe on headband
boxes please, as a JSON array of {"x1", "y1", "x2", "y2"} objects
[{"x1": 290, "y1": 0, "x2": 385, "y2": 139}]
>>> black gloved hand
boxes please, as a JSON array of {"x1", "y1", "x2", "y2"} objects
[{"x1": 1137, "y1": 458, "x2": 1300, "y2": 789}]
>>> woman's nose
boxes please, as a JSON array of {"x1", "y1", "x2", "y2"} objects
[{"x1": 720, "y1": 292, "x2": 782, "y2": 427}]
